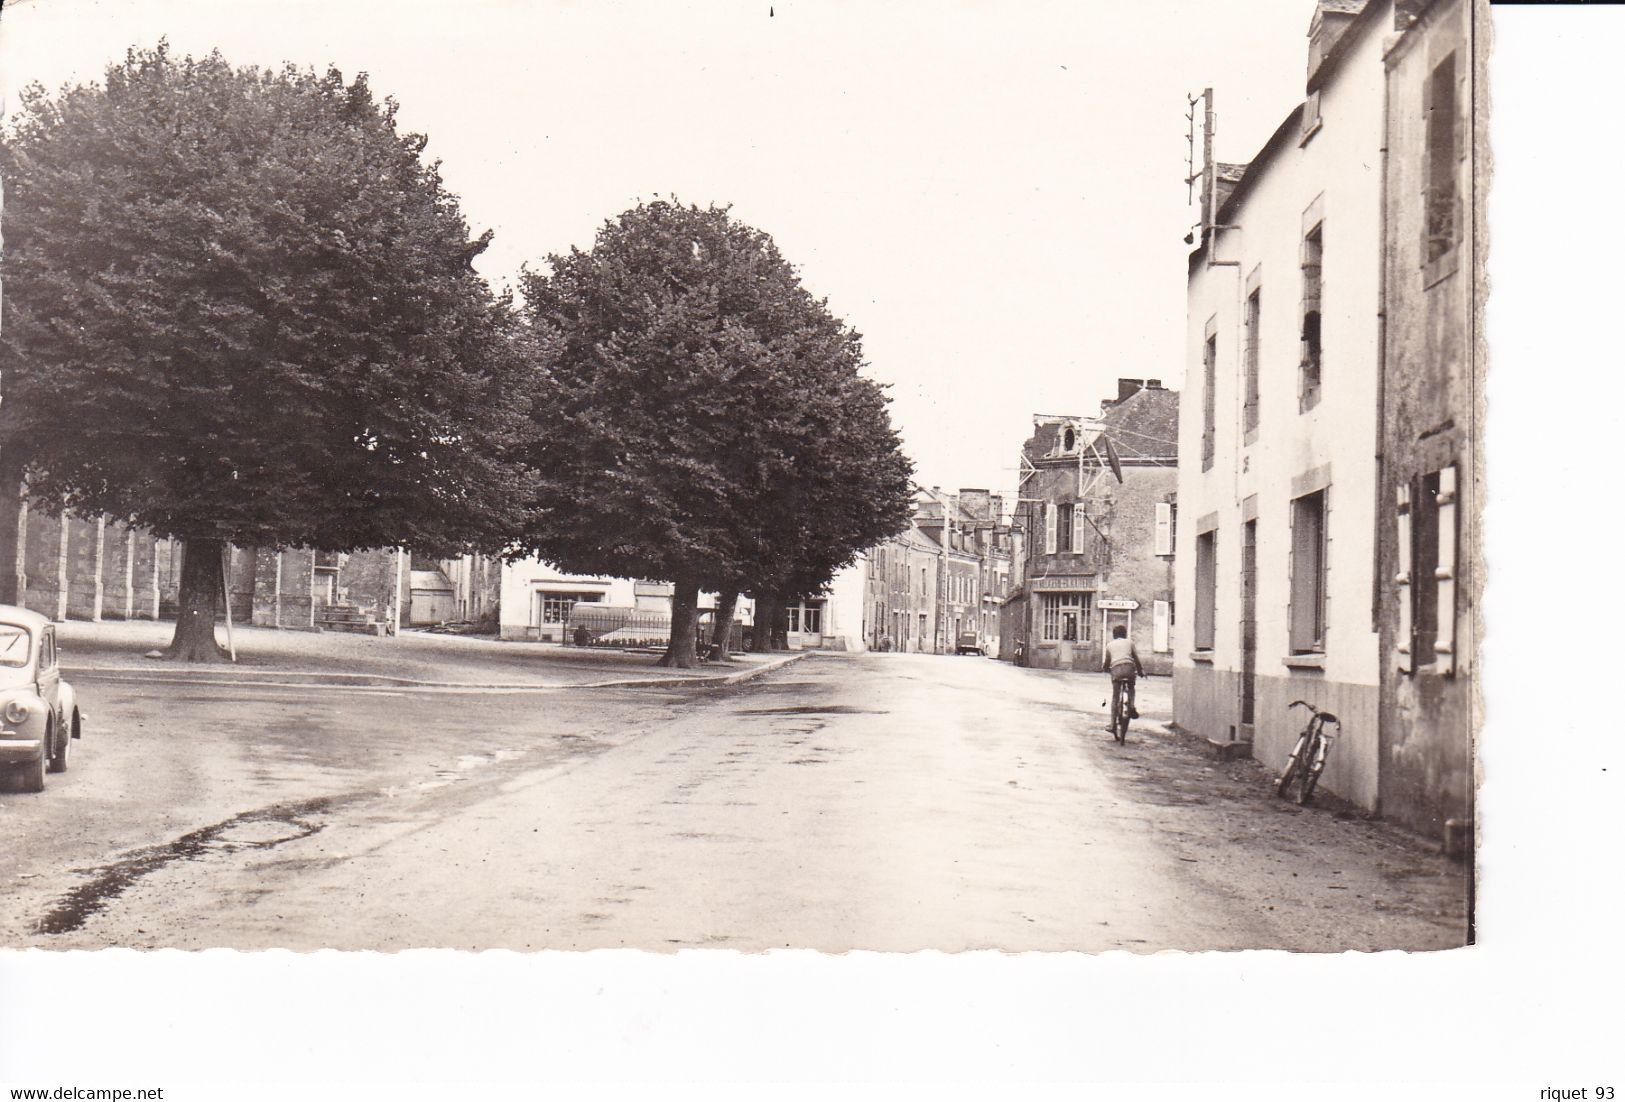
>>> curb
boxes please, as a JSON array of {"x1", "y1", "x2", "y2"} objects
[{"x1": 61, "y1": 651, "x2": 810, "y2": 693}]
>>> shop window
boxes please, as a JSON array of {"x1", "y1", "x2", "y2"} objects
[{"x1": 1040, "y1": 592, "x2": 1092, "y2": 643}]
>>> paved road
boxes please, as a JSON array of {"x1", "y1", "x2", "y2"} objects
[{"x1": 1, "y1": 654, "x2": 1469, "y2": 951}]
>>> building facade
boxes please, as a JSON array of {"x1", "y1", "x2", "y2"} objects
[
  {"x1": 1173, "y1": 0, "x2": 1479, "y2": 830},
  {"x1": 1374, "y1": 0, "x2": 1482, "y2": 846},
  {"x1": 1007, "y1": 381, "x2": 1179, "y2": 675}
]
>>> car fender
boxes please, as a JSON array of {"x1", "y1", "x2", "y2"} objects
[
  {"x1": 1, "y1": 692, "x2": 47, "y2": 739},
  {"x1": 60, "y1": 681, "x2": 81, "y2": 738}
]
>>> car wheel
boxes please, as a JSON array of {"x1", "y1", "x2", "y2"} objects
[
  {"x1": 21, "y1": 725, "x2": 48, "y2": 793},
  {"x1": 47, "y1": 715, "x2": 69, "y2": 774}
]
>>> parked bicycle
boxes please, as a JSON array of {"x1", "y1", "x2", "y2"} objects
[{"x1": 1276, "y1": 700, "x2": 1340, "y2": 805}]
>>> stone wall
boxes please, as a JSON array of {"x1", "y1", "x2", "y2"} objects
[{"x1": 1375, "y1": 0, "x2": 1478, "y2": 842}]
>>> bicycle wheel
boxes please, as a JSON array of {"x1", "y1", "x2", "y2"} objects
[
  {"x1": 1294, "y1": 734, "x2": 1322, "y2": 805},
  {"x1": 1115, "y1": 693, "x2": 1128, "y2": 743},
  {"x1": 1277, "y1": 734, "x2": 1307, "y2": 797}
]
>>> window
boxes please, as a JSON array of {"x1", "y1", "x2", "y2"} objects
[
  {"x1": 1194, "y1": 531, "x2": 1217, "y2": 650},
  {"x1": 1424, "y1": 51, "x2": 1460, "y2": 265},
  {"x1": 1243, "y1": 287, "x2": 1262, "y2": 436},
  {"x1": 1057, "y1": 503, "x2": 1074, "y2": 553},
  {"x1": 0, "y1": 625, "x2": 28, "y2": 668},
  {"x1": 1201, "y1": 332, "x2": 1217, "y2": 470},
  {"x1": 1300, "y1": 223, "x2": 1323, "y2": 409},
  {"x1": 1040, "y1": 592, "x2": 1092, "y2": 643},
  {"x1": 540, "y1": 594, "x2": 586, "y2": 624},
  {"x1": 1290, "y1": 490, "x2": 1329, "y2": 653}
]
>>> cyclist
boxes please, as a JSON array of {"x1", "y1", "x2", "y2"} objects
[{"x1": 1102, "y1": 624, "x2": 1144, "y2": 719}]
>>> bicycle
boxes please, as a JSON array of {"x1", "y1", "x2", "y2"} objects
[
  {"x1": 1276, "y1": 700, "x2": 1340, "y2": 805},
  {"x1": 1108, "y1": 677, "x2": 1133, "y2": 744}
]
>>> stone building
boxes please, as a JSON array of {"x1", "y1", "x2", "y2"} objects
[
  {"x1": 859, "y1": 523, "x2": 942, "y2": 653},
  {"x1": 1005, "y1": 381, "x2": 1178, "y2": 674},
  {"x1": 1374, "y1": 0, "x2": 1482, "y2": 848}
]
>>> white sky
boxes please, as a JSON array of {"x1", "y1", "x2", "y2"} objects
[{"x1": 0, "y1": 0, "x2": 1313, "y2": 496}]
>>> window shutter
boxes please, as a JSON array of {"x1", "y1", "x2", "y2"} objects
[
  {"x1": 1395, "y1": 482, "x2": 1414, "y2": 673},
  {"x1": 1072, "y1": 505, "x2": 1086, "y2": 555},
  {"x1": 1153, "y1": 599, "x2": 1170, "y2": 652},
  {"x1": 1154, "y1": 502, "x2": 1173, "y2": 556},
  {"x1": 1044, "y1": 504, "x2": 1057, "y2": 555},
  {"x1": 1435, "y1": 465, "x2": 1458, "y2": 675}
]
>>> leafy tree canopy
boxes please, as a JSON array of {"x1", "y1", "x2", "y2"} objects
[
  {"x1": 517, "y1": 200, "x2": 912, "y2": 602},
  {"x1": 0, "y1": 43, "x2": 537, "y2": 558}
]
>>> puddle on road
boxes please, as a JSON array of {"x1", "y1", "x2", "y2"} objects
[
  {"x1": 406, "y1": 748, "x2": 527, "y2": 793},
  {"x1": 35, "y1": 795, "x2": 354, "y2": 936}
]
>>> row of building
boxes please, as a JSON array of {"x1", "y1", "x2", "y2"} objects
[{"x1": 1166, "y1": 0, "x2": 1479, "y2": 847}]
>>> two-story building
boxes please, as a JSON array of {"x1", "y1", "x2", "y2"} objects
[
  {"x1": 1006, "y1": 380, "x2": 1179, "y2": 674},
  {"x1": 1173, "y1": 0, "x2": 1479, "y2": 828},
  {"x1": 1374, "y1": 0, "x2": 1482, "y2": 850}
]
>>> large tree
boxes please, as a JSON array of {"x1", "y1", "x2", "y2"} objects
[
  {"x1": 518, "y1": 200, "x2": 911, "y2": 667},
  {"x1": 0, "y1": 44, "x2": 536, "y2": 659}
]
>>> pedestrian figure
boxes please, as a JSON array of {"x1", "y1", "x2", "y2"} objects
[{"x1": 1102, "y1": 624, "x2": 1143, "y2": 719}]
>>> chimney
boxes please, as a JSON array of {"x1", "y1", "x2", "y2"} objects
[
  {"x1": 1146, "y1": 379, "x2": 1163, "y2": 390},
  {"x1": 1117, "y1": 378, "x2": 1144, "y2": 403},
  {"x1": 1308, "y1": 1, "x2": 1363, "y2": 85}
]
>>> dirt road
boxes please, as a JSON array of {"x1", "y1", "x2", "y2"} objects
[{"x1": 3, "y1": 653, "x2": 1468, "y2": 951}]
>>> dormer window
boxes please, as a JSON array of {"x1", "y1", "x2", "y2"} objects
[{"x1": 1063, "y1": 426, "x2": 1076, "y2": 452}]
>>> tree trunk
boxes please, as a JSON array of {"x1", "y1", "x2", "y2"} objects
[
  {"x1": 167, "y1": 538, "x2": 229, "y2": 662},
  {"x1": 657, "y1": 579, "x2": 701, "y2": 668},
  {"x1": 708, "y1": 588, "x2": 738, "y2": 662},
  {"x1": 753, "y1": 593, "x2": 788, "y2": 652},
  {"x1": 0, "y1": 452, "x2": 25, "y2": 607},
  {"x1": 771, "y1": 593, "x2": 791, "y2": 651}
]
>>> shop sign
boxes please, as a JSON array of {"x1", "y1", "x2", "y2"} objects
[{"x1": 1030, "y1": 574, "x2": 1096, "y2": 591}]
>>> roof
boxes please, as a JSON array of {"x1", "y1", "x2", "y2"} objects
[
  {"x1": 1096, "y1": 385, "x2": 1180, "y2": 463},
  {"x1": 1021, "y1": 385, "x2": 1180, "y2": 468},
  {"x1": 409, "y1": 570, "x2": 454, "y2": 592},
  {"x1": 0, "y1": 605, "x2": 50, "y2": 631}
]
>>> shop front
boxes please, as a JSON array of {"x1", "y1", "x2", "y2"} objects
[{"x1": 1026, "y1": 574, "x2": 1098, "y2": 671}]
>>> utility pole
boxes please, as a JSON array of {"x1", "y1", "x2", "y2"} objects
[{"x1": 912, "y1": 483, "x2": 952, "y2": 654}]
